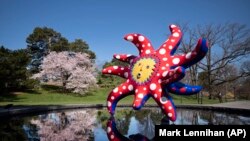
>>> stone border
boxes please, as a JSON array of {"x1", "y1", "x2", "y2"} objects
[{"x1": 1, "y1": 104, "x2": 250, "y2": 118}]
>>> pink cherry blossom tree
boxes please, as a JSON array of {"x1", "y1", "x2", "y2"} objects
[{"x1": 33, "y1": 51, "x2": 97, "y2": 94}]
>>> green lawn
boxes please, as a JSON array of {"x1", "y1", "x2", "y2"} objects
[{"x1": 0, "y1": 86, "x2": 220, "y2": 106}]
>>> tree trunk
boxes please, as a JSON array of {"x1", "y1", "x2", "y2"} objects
[{"x1": 207, "y1": 43, "x2": 212, "y2": 99}]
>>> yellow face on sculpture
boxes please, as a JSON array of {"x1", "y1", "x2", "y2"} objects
[{"x1": 132, "y1": 58, "x2": 156, "y2": 83}]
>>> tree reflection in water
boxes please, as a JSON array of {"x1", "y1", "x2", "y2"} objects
[{"x1": 30, "y1": 110, "x2": 96, "y2": 141}]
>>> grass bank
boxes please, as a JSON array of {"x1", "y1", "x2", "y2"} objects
[{"x1": 0, "y1": 86, "x2": 220, "y2": 106}]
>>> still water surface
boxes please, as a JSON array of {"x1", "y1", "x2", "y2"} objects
[{"x1": 0, "y1": 108, "x2": 250, "y2": 141}]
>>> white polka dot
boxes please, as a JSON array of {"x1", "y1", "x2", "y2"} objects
[
  {"x1": 113, "y1": 66, "x2": 118, "y2": 69},
  {"x1": 142, "y1": 44, "x2": 145, "y2": 47},
  {"x1": 124, "y1": 72, "x2": 128, "y2": 78},
  {"x1": 154, "y1": 94, "x2": 157, "y2": 98},
  {"x1": 159, "y1": 89, "x2": 162, "y2": 92},
  {"x1": 135, "y1": 89, "x2": 138, "y2": 93},
  {"x1": 111, "y1": 96, "x2": 114, "y2": 100},
  {"x1": 138, "y1": 36, "x2": 145, "y2": 42},
  {"x1": 118, "y1": 73, "x2": 120, "y2": 75},
  {"x1": 148, "y1": 43, "x2": 151, "y2": 46},
  {"x1": 169, "y1": 45, "x2": 173, "y2": 49},
  {"x1": 159, "y1": 48, "x2": 166, "y2": 55},
  {"x1": 127, "y1": 79, "x2": 130, "y2": 83},
  {"x1": 157, "y1": 73, "x2": 160, "y2": 76},
  {"x1": 116, "y1": 55, "x2": 120, "y2": 59},
  {"x1": 121, "y1": 67, "x2": 124, "y2": 70},
  {"x1": 111, "y1": 135, "x2": 114, "y2": 139},
  {"x1": 127, "y1": 35, "x2": 133, "y2": 41},
  {"x1": 168, "y1": 113, "x2": 172, "y2": 117},
  {"x1": 158, "y1": 79, "x2": 162, "y2": 83},
  {"x1": 107, "y1": 127, "x2": 111, "y2": 133},
  {"x1": 103, "y1": 69, "x2": 106, "y2": 71},
  {"x1": 122, "y1": 86, "x2": 126, "y2": 90},
  {"x1": 138, "y1": 93, "x2": 144, "y2": 99},
  {"x1": 171, "y1": 39, "x2": 175, "y2": 42},
  {"x1": 113, "y1": 87, "x2": 118, "y2": 93},
  {"x1": 163, "y1": 58, "x2": 168, "y2": 61},
  {"x1": 119, "y1": 92, "x2": 122, "y2": 94},
  {"x1": 145, "y1": 50, "x2": 151, "y2": 54},
  {"x1": 171, "y1": 25, "x2": 177, "y2": 28},
  {"x1": 108, "y1": 70, "x2": 112, "y2": 73},
  {"x1": 161, "y1": 67, "x2": 166, "y2": 70},
  {"x1": 128, "y1": 85, "x2": 133, "y2": 91},
  {"x1": 141, "y1": 50, "x2": 143, "y2": 52},
  {"x1": 173, "y1": 32, "x2": 179, "y2": 37},
  {"x1": 136, "y1": 43, "x2": 139, "y2": 47},
  {"x1": 163, "y1": 44, "x2": 166, "y2": 47},
  {"x1": 166, "y1": 64, "x2": 169, "y2": 67},
  {"x1": 168, "y1": 106, "x2": 172, "y2": 110},
  {"x1": 160, "y1": 97, "x2": 168, "y2": 104},
  {"x1": 172, "y1": 58, "x2": 180, "y2": 65},
  {"x1": 185, "y1": 52, "x2": 192, "y2": 59},
  {"x1": 108, "y1": 101, "x2": 111, "y2": 107},
  {"x1": 162, "y1": 106, "x2": 165, "y2": 109},
  {"x1": 126, "y1": 54, "x2": 132, "y2": 57},
  {"x1": 134, "y1": 34, "x2": 137, "y2": 36},
  {"x1": 150, "y1": 83, "x2": 157, "y2": 90},
  {"x1": 162, "y1": 71, "x2": 168, "y2": 77}
]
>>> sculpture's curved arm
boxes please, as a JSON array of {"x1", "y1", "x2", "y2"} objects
[
  {"x1": 165, "y1": 82, "x2": 202, "y2": 95},
  {"x1": 124, "y1": 34, "x2": 154, "y2": 56}
]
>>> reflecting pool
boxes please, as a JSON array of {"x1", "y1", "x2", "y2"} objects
[{"x1": 0, "y1": 108, "x2": 250, "y2": 141}]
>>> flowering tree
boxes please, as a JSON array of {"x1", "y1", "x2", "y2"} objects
[{"x1": 33, "y1": 51, "x2": 97, "y2": 94}]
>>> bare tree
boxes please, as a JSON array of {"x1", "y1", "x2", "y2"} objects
[{"x1": 177, "y1": 23, "x2": 250, "y2": 99}]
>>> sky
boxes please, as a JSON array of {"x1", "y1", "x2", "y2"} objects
[{"x1": 0, "y1": 0, "x2": 250, "y2": 64}]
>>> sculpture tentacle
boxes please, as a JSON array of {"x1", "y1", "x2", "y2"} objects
[
  {"x1": 161, "y1": 66, "x2": 185, "y2": 84},
  {"x1": 150, "y1": 85, "x2": 176, "y2": 121},
  {"x1": 124, "y1": 34, "x2": 154, "y2": 56},
  {"x1": 171, "y1": 38, "x2": 208, "y2": 68},
  {"x1": 133, "y1": 86, "x2": 150, "y2": 110},
  {"x1": 113, "y1": 54, "x2": 137, "y2": 63},
  {"x1": 157, "y1": 24, "x2": 182, "y2": 55},
  {"x1": 102, "y1": 66, "x2": 130, "y2": 79},
  {"x1": 107, "y1": 81, "x2": 134, "y2": 114},
  {"x1": 165, "y1": 82, "x2": 202, "y2": 95}
]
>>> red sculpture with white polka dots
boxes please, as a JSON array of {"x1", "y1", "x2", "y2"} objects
[{"x1": 102, "y1": 24, "x2": 208, "y2": 121}]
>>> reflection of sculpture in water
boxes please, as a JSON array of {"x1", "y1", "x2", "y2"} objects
[
  {"x1": 106, "y1": 116, "x2": 173, "y2": 141},
  {"x1": 107, "y1": 117, "x2": 152, "y2": 141}
]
